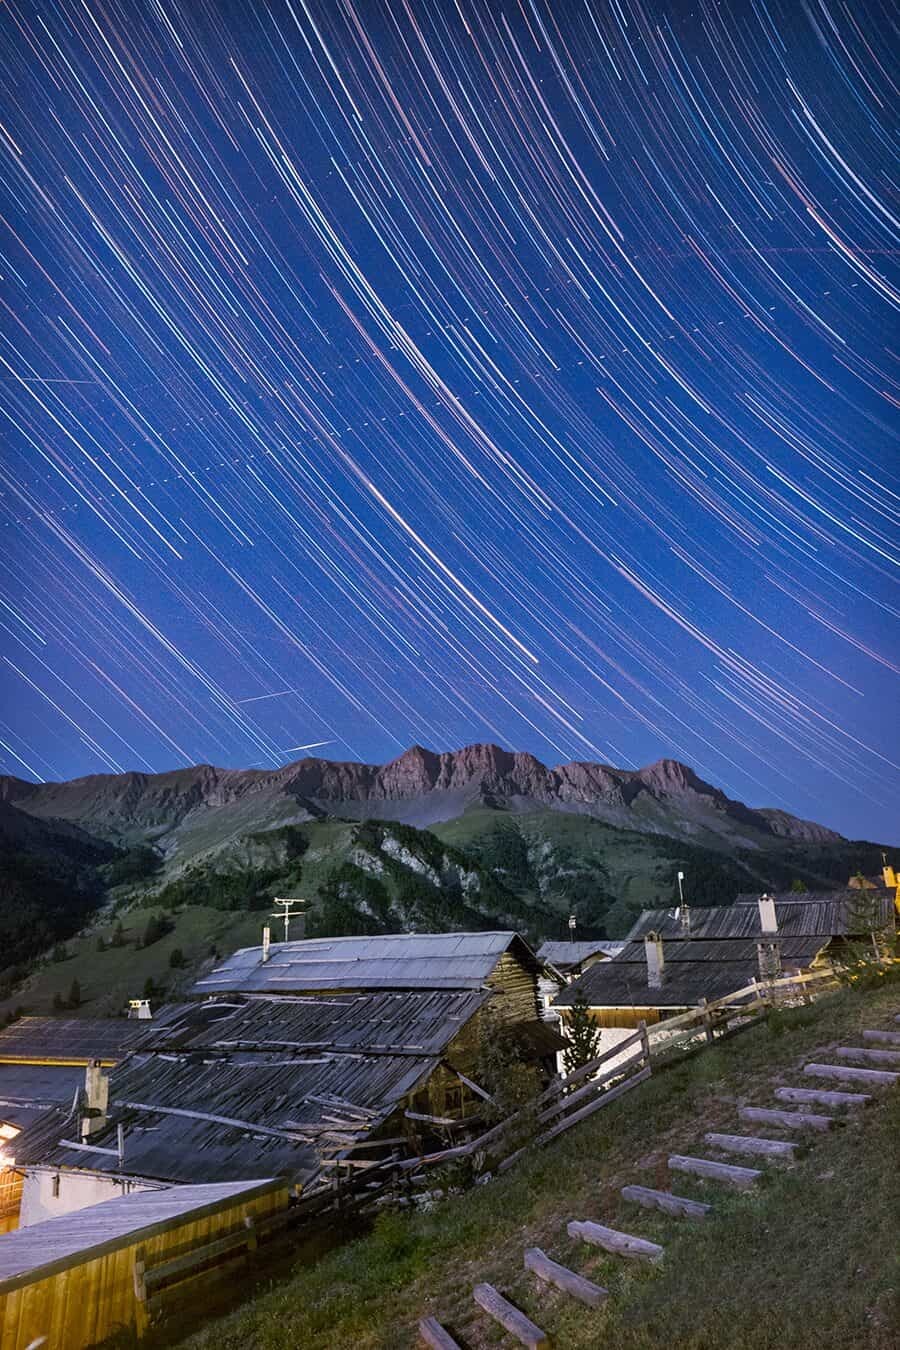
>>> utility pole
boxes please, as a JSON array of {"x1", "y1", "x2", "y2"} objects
[{"x1": 271, "y1": 896, "x2": 308, "y2": 943}]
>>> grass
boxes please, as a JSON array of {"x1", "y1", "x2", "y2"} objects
[
  {"x1": 163, "y1": 978, "x2": 899, "y2": 1350},
  {"x1": 0, "y1": 906, "x2": 264, "y2": 1018}
]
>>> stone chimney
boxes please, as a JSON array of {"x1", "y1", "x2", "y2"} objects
[
  {"x1": 261, "y1": 925, "x2": 271, "y2": 963},
  {"x1": 757, "y1": 939, "x2": 782, "y2": 983},
  {"x1": 644, "y1": 932, "x2": 665, "y2": 990},
  {"x1": 758, "y1": 894, "x2": 778, "y2": 935},
  {"x1": 80, "y1": 1059, "x2": 109, "y2": 1139}
]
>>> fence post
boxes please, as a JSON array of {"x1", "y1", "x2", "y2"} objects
[
  {"x1": 700, "y1": 998, "x2": 714, "y2": 1045},
  {"x1": 638, "y1": 1018, "x2": 651, "y2": 1068}
]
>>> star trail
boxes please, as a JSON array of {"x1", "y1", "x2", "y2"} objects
[{"x1": 0, "y1": 0, "x2": 897, "y2": 841}]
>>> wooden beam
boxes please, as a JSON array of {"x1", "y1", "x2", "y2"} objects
[
  {"x1": 472, "y1": 1283, "x2": 549, "y2": 1349},
  {"x1": 418, "y1": 1315, "x2": 461, "y2": 1349},
  {"x1": 704, "y1": 1132, "x2": 796, "y2": 1159},
  {"x1": 803, "y1": 1062, "x2": 899, "y2": 1086},
  {"x1": 774, "y1": 1086, "x2": 870, "y2": 1109},
  {"x1": 835, "y1": 1045, "x2": 900, "y2": 1065},
  {"x1": 567, "y1": 1220, "x2": 663, "y2": 1263},
  {"x1": 620, "y1": 1184, "x2": 710, "y2": 1220},
  {"x1": 862, "y1": 1029, "x2": 900, "y2": 1046},
  {"x1": 444, "y1": 1065, "x2": 494, "y2": 1102},
  {"x1": 524, "y1": 1247, "x2": 607, "y2": 1307},
  {"x1": 667, "y1": 1155, "x2": 760, "y2": 1189},
  {"x1": 738, "y1": 1105, "x2": 834, "y2": 1133}
]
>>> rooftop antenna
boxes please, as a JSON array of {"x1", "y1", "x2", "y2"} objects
[{"x1": 271, "y1": 896, "x2": 308, "y2": 944}]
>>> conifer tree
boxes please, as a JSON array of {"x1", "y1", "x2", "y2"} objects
[{"x1": 562, "y1": 987, "x2": 601, "y2": 1076}]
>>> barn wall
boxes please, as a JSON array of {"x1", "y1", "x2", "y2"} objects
[{"x1": 0, "y1": 1184, "x2": 288, "y2": 1350}]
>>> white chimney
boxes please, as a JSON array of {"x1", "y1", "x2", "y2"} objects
[
  {"x1": 644, "y1": 932, "x2": 665, "y2": 990},
  {"x1": 81, "y1": 1059, "x2": 109, "y2": 1139},
  {"x1": 128, "y1": 999, "x2": 152, "y2": 1020},
  {"x1": 261, "y1": 925, "x2": 271, "y2": 963},
  {"x1": 758, "y1": 894, "x2": 778, "y2": 935}
]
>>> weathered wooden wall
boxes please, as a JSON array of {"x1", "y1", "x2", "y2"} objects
[
  {"x1": 486, "y1": 951, "x2": 541, "y2": 1024},
  {"x1": 0, "y1": 1184, "x2": 288, "y2": 1350}
]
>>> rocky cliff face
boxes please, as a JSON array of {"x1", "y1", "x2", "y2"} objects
[{"x1": 0, "y1": 743, "x2": 844, "y2": 851}]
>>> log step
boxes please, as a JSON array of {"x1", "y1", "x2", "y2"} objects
[
  {"x1": 738, "y1": 1105, "x2": 834, "y2": 1133},
  {"x1": 704, "y1": 1132, "x2": 797, "y2": 1159},
  {"x1": 567, "y1": 1219, "x2": 664, "y2": 1263},
  {"x1": 835, "y1": 1045, "x2": 900, "y2": 1065},
  {"x1": 419, "y1": 1316, "x2": 461, "y2": 1350},
  {"x1": 804, "y1": 1062, "x2": 899, "y2": 1087},
  {"x1": 775, "y1": 1086, "x2": 871, "y2": 1109},
  {"x1": 524, "y1": 1247, "x2": 608, "y2": 1307},
  {"x1": 862, "y1": 1029, "x2": 900, "y2": 1046},
  {"x1": 473, "y1": 1284, "x2": 549, "y2": 1349},
  {"x1": 668, "y1": 1154, "x2": 761, "y2": 1189},
  {"x1": 621, "y1": 1184, "x2": 711, "y2": 1220}
]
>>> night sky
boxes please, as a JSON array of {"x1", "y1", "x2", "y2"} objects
[{"x1": 1, "y1": 0, "x2": 897, "y2": 843}]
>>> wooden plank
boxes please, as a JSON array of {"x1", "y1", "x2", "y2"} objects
[
  {"x1": 537, "y1": 1066, "x2": 651, "y2": 1146},
  {"x1": 704, "y1": 1132, "x2": 796, "y2": 1159},
  {"x1": 472, "y1": 1283, "x2": 549, "y2": 1349},
  {"x1": 620, "y1": 1184, "x2": 710, "y2": 1220},
  {"x1": 567, "y1": 1220, "x2": 663, "y2": 1263},
  {"x1": 774, "y1": 1086, "x2": 871, "y2": 1109},
  {"x1": 668, "y1": 1155, "x2": 761, "y2": 1189},
  {"x1": 739, "y1": 1105, "x2": 834, "y2": 1132},
  {"x1": 524, "y1": 1247, "x2": 607, "y2": 1307},
  {"x1": 418, "y1": 1315, "x2": 461, "y2": 1349},
  {"x1": 834, "y1": 1045, "x2": 900, "y2": 1065},
  {"x1": 538, "y1": 1052, "x2": 643, "y2": 1123},
  {"x1": 144, "y1": 1227, "x2": 253, "y2": 1291},
  {"x1": 803, "y1": 1062, "x2": 899, "y2": 1086},
  {"x1": 862, "y1": 1029, "x2": 900, "y2": 1046}
]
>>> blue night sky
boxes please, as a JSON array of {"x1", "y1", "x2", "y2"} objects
[{"x1": 1, "y1": 0, "x2": 897, "y2": 843}]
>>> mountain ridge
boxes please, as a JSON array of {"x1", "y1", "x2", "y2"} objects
[{"x1": 0, "y1": 742, "x2": 843, "y2": 853}]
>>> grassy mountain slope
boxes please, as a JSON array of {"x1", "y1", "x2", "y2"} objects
[
  {"x1": 165, "y1": 979, "x2": 900, "y2": 1350},
  {"x1": 1, "y1": 803, "x2": 889, "y2": 1021}
]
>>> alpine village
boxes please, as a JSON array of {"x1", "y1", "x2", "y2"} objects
[{"x1": 0, "y1": 747, "x2": 897, "y2": 1349}]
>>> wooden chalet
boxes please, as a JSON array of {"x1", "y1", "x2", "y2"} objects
[
  {"x1": 553, "y1": 892, "x2": 896, "y2": 1039},
  {"x1": 10, "y1": 932, "x2": 563, "y2": 1228}
]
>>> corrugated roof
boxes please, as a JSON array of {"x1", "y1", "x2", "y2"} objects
[
  {"x1": 0, "y1": 1179, "x2": 283, "y2": 1289},
  {"x1": 536, "y1": 941, "x2": 614, "y2": 968},
  {"x1": 13, "y1": 1048, "x2": 437, "y2": 1184},
  {"x1": 0, "y1": 1063, "x2": 85, "y2": 1129},
  {"x1": 626, "y1": 894, "x2": 895, "y2": 942},
  {"x1": 192, "y1": 931, "x2": 539, "y2": 995},
  {"x1": 611, "y1": 937, "x2": 826, "y2": 965},
  {"x1": 129, "y1": 989, "x2": 490, "y2": 1057},
  {"x1": 553, "y1": 960, "x2": 762, "y2": 1009},
  {"x1": 0, "y1": 1017, "x2": 146, "y2": 1063}
]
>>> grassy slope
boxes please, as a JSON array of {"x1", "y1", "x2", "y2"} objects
[
  {"x1": 0, "y1": 906, "x2": 264, "y2": 1019},
  {"x1": 170, "y1": 979, "x2": 899, "y2": 1350}
]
